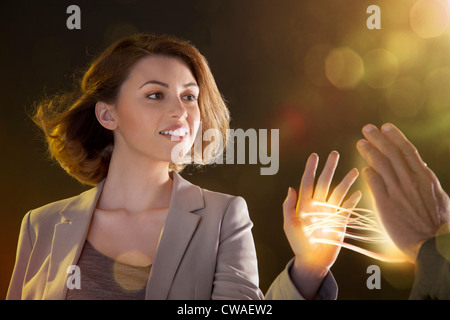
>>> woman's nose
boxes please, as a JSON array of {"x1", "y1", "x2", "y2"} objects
[{"x1": 168, "y1": 97, "x2": 188, "y2": 119}]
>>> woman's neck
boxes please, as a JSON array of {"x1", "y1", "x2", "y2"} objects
[{"x1": 97, "y1": 149, "x2": 173, "y2": 213}]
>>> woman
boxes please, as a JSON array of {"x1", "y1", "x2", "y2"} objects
[{"x1": 7, "y1": 33, "x2": 361, "y2": 300}]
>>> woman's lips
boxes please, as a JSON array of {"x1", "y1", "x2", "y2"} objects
[{"x1": 159, "y1": 131, "x2": 189, "y2": 142}]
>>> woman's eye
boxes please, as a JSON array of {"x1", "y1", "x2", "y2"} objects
[
  {"x1": 147, "y1": 92, "x2": 163, "y2": 99},
  {"x1": 183, "y1": 94, "x2": 198, "y2": 102}
]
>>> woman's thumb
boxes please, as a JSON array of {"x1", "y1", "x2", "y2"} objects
[{"x1": 283, "y1": 187, "x2": 298, "y2": 219}]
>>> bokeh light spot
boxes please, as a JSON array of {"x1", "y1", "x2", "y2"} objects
[
  {"x1": 410, "y1": 0, "x2": 450, "y2": 38},
  {"x1": 325, "y1": 47, "x2": 364, "y2": 90},
  {"x1": 113, "y1": 251, "x2": 151, "y2": 291},
  {"x1": 363, "y1": 49, "x2": 399, "y2": 89},
  {"x1": 269, "y1": 103, "x2": 309, "y2": 156},
  {"x1": 383, "y1": 30, "x2": 425, "y2": 71}
]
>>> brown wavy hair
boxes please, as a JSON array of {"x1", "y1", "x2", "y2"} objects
[{"x1": 32, "y1": 33, "x2": 230, "y2": 186}]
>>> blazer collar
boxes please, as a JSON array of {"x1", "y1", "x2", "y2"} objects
[
  {"x1": 42, "y1": 171, "x2": 205, "y2": 300},
  {"x1": 167, "y1": 170, "x2": 205, "y2": 212}
]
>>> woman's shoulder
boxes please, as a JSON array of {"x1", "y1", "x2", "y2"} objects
[
  {"x1": 177, "y1": 171, "x2": 248, "y2": 211},
  {"x1": 195, "y1": 185, "x2": 251, "y2": 226},
  {"x1": 200, "y1": 185, "x2": 247, "y2": 208},
  {"x1": 25, "y1": 191, "x2": 89, "y2": 227},
  {"x1": 195, "y1": 186, "x2": 254, "y2": 238},
  {"x1": 177, "y1": 173, "x2": 247, "y2": 214}
]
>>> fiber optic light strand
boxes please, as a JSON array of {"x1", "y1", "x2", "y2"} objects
[
  {"x1": 310, "y1": 238, "x2": 407, "y2": 263},
  {"x1": 301, "y1": 201, "x2": 407, "y2": 263}
]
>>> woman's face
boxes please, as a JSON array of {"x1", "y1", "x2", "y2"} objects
[{"x1": 106, "y1": 55, "x2": 201, "y2": 165}]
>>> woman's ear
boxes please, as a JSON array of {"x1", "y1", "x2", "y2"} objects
[{"x1": 95, "y1": 101, "x2": 118, "y2": 130}]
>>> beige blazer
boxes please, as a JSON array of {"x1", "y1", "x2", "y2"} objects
[{"x1": 7, "y1": 171, "x2": 337, "y2": 300}]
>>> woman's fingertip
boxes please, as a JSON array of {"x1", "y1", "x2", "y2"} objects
[
  {"x1": 309, "y1": 153, "x2": 318, "y2": 161},
  {"x1": 348, "y1": 190, "x2": 361, "y2": 201},
  {"x1": 287, "y1": 187, "x2": 295, "y2": 198}
]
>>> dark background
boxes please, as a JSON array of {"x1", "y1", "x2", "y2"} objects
[{"x1": 3, "y1": 0, "x2": 450, "y2": 299}]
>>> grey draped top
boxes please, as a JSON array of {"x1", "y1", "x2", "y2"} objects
[{"x1": 66, "y1": 241, "x2": 151, "y2": 300}]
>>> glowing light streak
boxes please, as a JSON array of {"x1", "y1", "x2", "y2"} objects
[
  {"x1": 310, "y1": 238, "x2": 407, "y2": 263},
  {"x1": 301, "y1": 201, "x2": 407, "y2": 263}
]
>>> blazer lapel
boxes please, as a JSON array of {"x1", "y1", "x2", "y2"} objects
[
  {"x1": 42, "y1": 180, "x2": 105, "y2": 300},
  {"x1": 145, "y1": 171, "x2": 205, "y2": 299}
]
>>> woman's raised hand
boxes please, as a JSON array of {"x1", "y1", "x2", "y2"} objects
[{"x1": 282, "y1": 151, "x2": 361, "y2": 299}]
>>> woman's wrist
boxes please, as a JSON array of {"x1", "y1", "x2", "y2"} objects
[{"x1": 289, "y1": 256, "x2": 329, "y2": 300}]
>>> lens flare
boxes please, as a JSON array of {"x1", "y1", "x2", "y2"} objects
[
  {"x1": 410, "y1": 0, "x2": 450, "y2": 39},
  {"x1": 302, "y1": 201, "x2": 407, "y2": 263},
  {"x1": 363, "y1": 49, "x2": 399, "y2": 89},
  {"x1": 324, "y1": 47, "x2": 364, "y2": 90}
]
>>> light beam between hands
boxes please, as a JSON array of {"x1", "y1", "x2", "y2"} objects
[{"x1": 302, "y1": 201, "x2": 407, "y2": 263}]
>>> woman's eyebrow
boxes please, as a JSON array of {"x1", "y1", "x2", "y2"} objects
[
  {"x1": 139, "y1": 80, "x2": 199, "y2": 89},
  {"x1": 139, "y1": 80, "x2": 168, "y2": 89}
]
